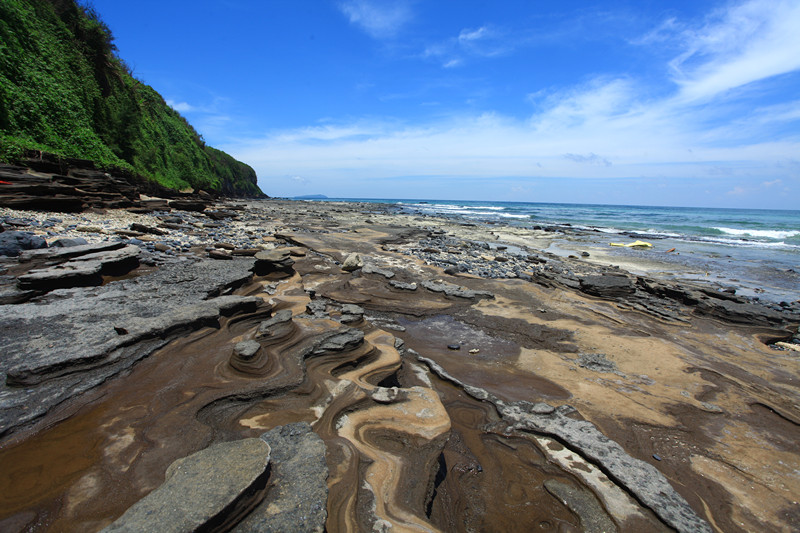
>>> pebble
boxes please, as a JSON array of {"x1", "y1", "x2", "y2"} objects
[{"x1": 447, "y1": 344, "x2": 461, "y2": 350}]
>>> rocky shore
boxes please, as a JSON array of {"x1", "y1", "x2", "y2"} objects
[{"x1": 1, "y1": 185, "x2": 799, "y2": 532}]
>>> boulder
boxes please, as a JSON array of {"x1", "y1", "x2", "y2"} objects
[
  {"x1": 0, "y1": 231, "x2": 47, "y2": 257},
  {"x1": 341, "y1": 252, "x2": 363, "y2": 272},
  {"x1": 234, "y1": 340, "x2": 262, "y2": 360}
]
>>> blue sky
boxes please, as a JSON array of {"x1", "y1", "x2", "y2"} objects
[{"x1": 92, "y1": 0, "x2": 800, "y2": 208}]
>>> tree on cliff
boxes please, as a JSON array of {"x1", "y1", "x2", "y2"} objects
[{"x1": 0, "y1": 0, "x2": 264, "y2": 197}]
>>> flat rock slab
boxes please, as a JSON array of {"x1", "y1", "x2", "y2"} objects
[
  {"x1": 362, "y1": 263, "x2": 395, "y2": 278},
  {"x1": 421, "y1": 279, "x2": 494, "y2": 300},
  {"x1": 233, "y1": 423, "x2": 328, "y2": 533},
  {"x1": 16, "y1": 260, "x2": 103, "y2": 290},
  {"x1": 103, "y1": 438, "x2": 271, "y2": 533},
  {"x1": 17, "y1": 245, "x2": 141, "y2": 290},
  {"x1": 253, "y1": 249, "x2": 295, "y2": 274},
  {"x1": 18, "y1": 240, "x2": 126, "y2": 263},
  {"x1": 0, "y1": 257, "x2": 258, "y2": 437},
  {"x1": 579, "y1": 274, "x2": 635, "y2": 298}
]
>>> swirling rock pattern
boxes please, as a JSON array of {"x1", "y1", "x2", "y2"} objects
[{"x1": 1, "y1": 200, "x2": 797, "y2": 532}]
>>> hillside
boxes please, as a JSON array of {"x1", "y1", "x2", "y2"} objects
[{"x1": 0, "y1": 0, "x2": 264, "y2": 197}]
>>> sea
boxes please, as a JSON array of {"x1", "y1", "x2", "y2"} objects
[{"x1": 306, "y1": 198, "x2": 800, "y2": 303}]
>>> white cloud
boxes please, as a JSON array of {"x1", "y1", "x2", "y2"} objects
[
  {"x1": 338, "y1": 0, "x2": 412, "y2": 39},
  {"x1": 423, "y1": 24, "x2": 509, "y2": 67},
  {"x1": 666, "y1": 0, "x2": 800, "y2": 102},
  {"x1": 167, "y1": 100, "x2": 194, "y2": 113},
  {"x1": 218, "y1": 0, "x2": 800, "y2": 205},
  {"x1": 458, "y1": 27, "x2": 488, "y2": 42}
]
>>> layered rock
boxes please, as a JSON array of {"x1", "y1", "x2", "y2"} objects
[
  {"x1": 0, "y1": 257, "x2": 258, "y2": 436},
  {"x1": 102, "y1": 438, "x2": 271, "y2": 533}
]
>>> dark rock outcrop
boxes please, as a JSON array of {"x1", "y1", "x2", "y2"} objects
[
  {"x1": 253, "y1": 249, "x2": 295, "y2": 275},
  {"x1": 579, "y1": 273, "x2": 635, "y2": 298},
  {"x1": 0, "y1": 257, "x2": 259, "y2": 437},
  {"x1": 0, "y1": 230, "x2": 47, "y2": 257}
]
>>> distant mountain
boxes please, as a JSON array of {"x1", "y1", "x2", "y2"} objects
[
  {"x1": 0, "y1": 0, "x2": 265, "y2": 197},
  {"x1": 294, "y1": 194, "x2": 328, "y2": 200}
]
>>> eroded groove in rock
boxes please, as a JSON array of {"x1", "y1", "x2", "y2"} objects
[
  {"x1": 2, "y1": 199, "x2": 796, "y2": 533},
  {"x1": 334, "y1": 386, "x2": 451, "y2": 532},
  {"x1": 421, "y1": 377, "x2": 590, "y2": 532},
  {"x1": 418, "y1": 355, "x2": 712, "y2": 533}
]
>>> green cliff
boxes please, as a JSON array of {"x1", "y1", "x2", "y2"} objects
[{"x1": 0, "y1": 0, "x2": 264, "y2": 197}]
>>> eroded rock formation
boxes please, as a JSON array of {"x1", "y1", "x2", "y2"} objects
[{"x1": 0, "y1": 200, "x2": 798, "y2": 532}]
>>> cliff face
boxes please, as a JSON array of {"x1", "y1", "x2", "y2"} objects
[{"x1": 0, "y1": 0, "x2": 265, "y2": 197}]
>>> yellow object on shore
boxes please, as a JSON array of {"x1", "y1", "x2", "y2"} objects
[{"x1": 609, "y1": 240, "x2": 653, "y2": 248}]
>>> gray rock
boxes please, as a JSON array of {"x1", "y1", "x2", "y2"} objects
[
  {"x1": 0, "y1": 257, "x2": 258, "y2": 437},
  {"x1": 50, "y1": 237, "x2": 88, "y2": 248},
  {"x1": 234, "y1": 423, "x2": 328, "y2": 533},
  {"x1": 577, "y1": 353, "x2": 620, "y2": 374},
  {"x1": 362, "y1": 263, "x2": 395, "y2": 278},
  {"x1": 234, "y1": 340, "x2": 262, "y2": 360},
  {"x1": 340, "y1": 304, "x2": 365, "y2": 316},
  {"x1": 341, "y1": 252, "x2": 364, "y2": 272},
  {"x1": 311, "y1": 327, "x2": 365, "y2": 353},
  {"x1": 103, "y1": 438, "x2": 271, "y2": 533},
  {"x1": 257, "y1": 309, "x2": 294, "y2": 337},
  {"x1": 16, "y1": 260, "x2": 103, "y2": 290},
  {"x1": 254, "y1": 249, "x2": 295, "y2": 275},
  {"x1": 579, "y1": 274, "x2": 635, "y2": 298},
  {"x1": 421, "y1": 280, "x2": 494, "y2": 300},
  {"x1": 389, "y1": 281, "x2": 417, "y2": 291},
  {"x1": 305, "y1": 300, "x2": 328, "y2": 318},
  {"x1": 0, "y1": 231, "x2": 47, "y2": 257},
  {"x1": 18, "y1": 240, "x2": 126, "y2": 263},
  {"x1": 544, "y1": 479, "x2": 617, "y2": 533},
  {"x1": 16, "y1": 245, "x2": 141, "y2": 291}
]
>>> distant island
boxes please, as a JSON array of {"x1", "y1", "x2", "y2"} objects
[{"x1": 294, "y1": 194, "x2": 328, "y2": 200}]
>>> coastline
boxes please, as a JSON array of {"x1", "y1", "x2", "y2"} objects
[{"x1": 1, "y1": 197, "x2": 799, "y2": 532}]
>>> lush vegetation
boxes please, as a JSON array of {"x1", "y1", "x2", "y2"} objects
[{"x1": 0, "y1": 0, "x2": 263, "y2": 196}]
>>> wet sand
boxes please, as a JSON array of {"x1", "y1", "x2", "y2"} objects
[{"x1": 1, "y1": 199, "x2": 799, "y2": 532}]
